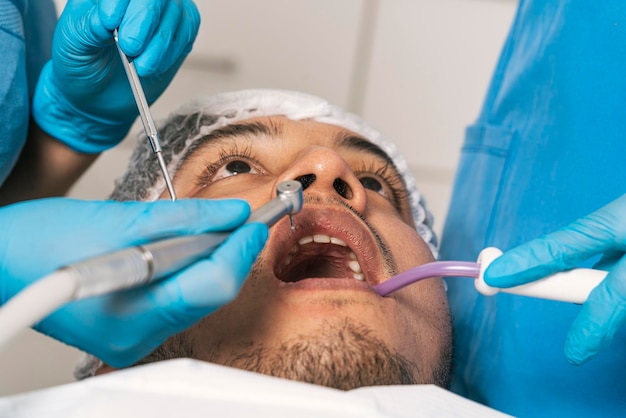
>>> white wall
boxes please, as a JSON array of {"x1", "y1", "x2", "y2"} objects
[
  {"x1": 363, "y1": 1, "x2": 517, "y2": 237},
  {"x1": 0, "y1": 0, "x2": 517, "y2": 396}
]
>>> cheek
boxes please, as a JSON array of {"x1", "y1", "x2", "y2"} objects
[
  {"x1": 166, "y1": 177, "x2": 278, "y2": 211},
  {"x1": 165, "y1": 163, "x2": 208, "y2": 198},
  {"x1": 390, "y1": 280, "x2": 451, "y2": 366},
  {"x1": 370, "y1": 213, "x2": 435, "y2": 270}
]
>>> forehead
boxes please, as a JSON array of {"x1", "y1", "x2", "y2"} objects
[{"x1": 183, "y1": 116, "x2": 397, "y2": 166}]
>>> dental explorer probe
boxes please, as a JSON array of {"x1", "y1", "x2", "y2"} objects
[
  {"x1": 0, "y1": 181, "x2": 303, "y2": 351},
  {"x1": 113, "y1": 29, "x2": 177, "y2": 201},
  {"x1": 374, "y1": 247, "x2": 607, "y2": 304}
]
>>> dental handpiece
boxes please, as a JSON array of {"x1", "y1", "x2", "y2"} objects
[
  {"x1": 113, "y1": 29, "x2": 177, "y2": 201},
  {"x1": 375, "y1": 247, "x2": 607, "y2": 304},
  {"x1": 70, "y1": 181, "x2": 303, "y2": 300}
]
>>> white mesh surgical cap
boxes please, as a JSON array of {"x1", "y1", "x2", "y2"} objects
[{"x1": 111, "y1": 89, "x2": 438, "y2": 256}]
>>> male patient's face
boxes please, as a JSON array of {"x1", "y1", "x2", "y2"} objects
[{"x1": 146, "y1": 116, "x2": 451, "y2": 388}]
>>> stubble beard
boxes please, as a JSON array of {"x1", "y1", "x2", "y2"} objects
[{"x1": 137, "y1": 263, "x2": 452, "y2": 390}]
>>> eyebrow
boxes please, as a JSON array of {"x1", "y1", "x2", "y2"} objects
[
  {"x1": 182, "y1": 121, "x2": 282, "y2": 160},
  {"x1": 336, "y1": 133, "x2": 397, "y2": 168}
]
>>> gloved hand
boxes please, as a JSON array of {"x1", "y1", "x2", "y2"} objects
[
  {"x1": 32, "y1": 0, "x2": 200, "y2": 153},
  {"x1": 0, "y1": 198, "x2": 267, "y2": 367},
  {"x1": 484, "y1": 194, "x2": 626, "y2": 365}
]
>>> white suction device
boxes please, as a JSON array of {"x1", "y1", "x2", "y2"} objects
[{"x1": 475, "y1": 247, "x2": 607, "y2": 304}]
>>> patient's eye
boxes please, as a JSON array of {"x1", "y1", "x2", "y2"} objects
[
  {"x1": 212, "y1": 159, "x2": 257, "y2": 181},
  {"x1": 360, "y1": 177, "x2": 384, "y2": 194},
  {"x1": 226, "y1": 160, "x2": 252, "y2": 175},
  {"x1": 354, "y1": 162, "x2": 408, "y2": 213},
  {"x1": 197, "y1": 144, "x2": 264, "y2": 187}
]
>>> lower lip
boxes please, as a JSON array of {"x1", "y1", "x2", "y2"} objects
[{"x1": 274, "y1": 277, "x2": 379, "y2": 293}]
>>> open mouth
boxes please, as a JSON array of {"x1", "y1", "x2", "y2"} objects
[
  {"x1": 276, "y1": 234, "x2": 365, "y2": 283},
  {"x1": 267, "y1": 206, "x2": 385, "y2": 290}
]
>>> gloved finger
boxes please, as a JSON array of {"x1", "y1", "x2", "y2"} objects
[
  {"x1": 98, "y1": 0, "x2": 131, "y2": 30},
  {"x1": 134, "y1": 0, "x2": 200, "y2": 76},
  {"x1": 59, "y1": 2, "x2": 112, "y2": 50},
  {"x1": 133, "y1": 0, "x2": 183, "y2": 75},
  {"x1": 163, "y1": 222, "x2": 268, "y2": 310},
  {"x1": 123, "y1": 198, "x2": 253, "y2": 244},
  {"x1": 593, "y1": 250, "x2": 624, "y2": 271},
  {"x1": 485, "y1": 212, "x2": 621, "y2": 288},
  {"x1": 565, "y1": 254, "x2": 626, "y2": 365},
  {"x1": 117, "y1": 0, "x2": 168, "y2": 57}
]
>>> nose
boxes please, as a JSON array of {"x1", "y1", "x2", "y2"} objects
[{"x1": 275, "y1": 146, "x2": 367, "y2": 213}]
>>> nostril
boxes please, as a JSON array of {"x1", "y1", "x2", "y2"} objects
[
  {"x1": 333, "y1": 178, "x2": 353, "y2": 199},
  {"x1": 293, "y1": 174, "x2": 353, "y2": 199},
  {"x1": 295, "y1": 174, "x2": 316, "y2": 190}
]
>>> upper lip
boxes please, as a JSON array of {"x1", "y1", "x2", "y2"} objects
[{"x1": 265, "y1": 205, "x2": 385, "y2": 287}]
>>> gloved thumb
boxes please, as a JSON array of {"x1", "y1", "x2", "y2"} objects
[{"x1": 485, "y1": 213, "x2": 618, "y2": 288}]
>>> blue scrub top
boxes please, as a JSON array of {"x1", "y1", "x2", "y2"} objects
[
  {"x1": 440, "y1": 1, "x2": 626, "y2": 416},
  {"x1": 0, "y1": 0, "x2": 56, "y2": 186}
]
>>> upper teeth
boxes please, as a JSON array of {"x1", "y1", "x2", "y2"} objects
[{"x1": 285, "y1": 234, "x2": 365, "y2": 281}]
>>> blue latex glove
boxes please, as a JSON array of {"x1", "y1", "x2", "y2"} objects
[
  {"x1": 484, "y1": 194, "x2": 626, "y2": 365},
  {"x1": 0, "y1": 198, "x2": 267, "y2": 367},
  {"x1": 32, "y1": 0, "x2": 200, "y2": 153}
]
